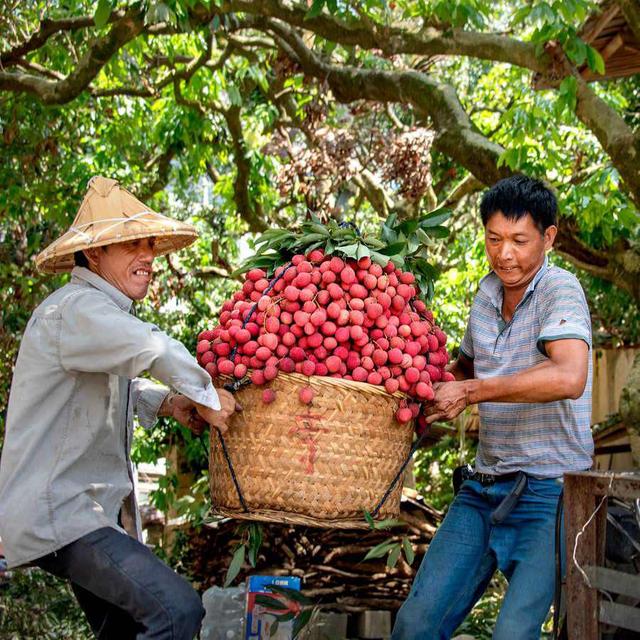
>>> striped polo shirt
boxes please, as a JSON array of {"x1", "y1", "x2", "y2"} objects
[{"x1": 460, "y1": 257, "x2": 594, "y2": 478}]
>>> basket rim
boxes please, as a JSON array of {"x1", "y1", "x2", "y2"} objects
[
  {"x1": 219, "y1": 370, "x2": 407, "y2": 399},
  {"x1": 211, "y1": 507, "x2": 385, "y2": 529}
]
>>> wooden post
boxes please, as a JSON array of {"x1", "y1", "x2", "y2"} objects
[
  {"x1": 564, "y1": 471, "x2": 640, "y2": 639},
  {"x1": 564, "y1": 473, "x2": 607, "y2": 640}
]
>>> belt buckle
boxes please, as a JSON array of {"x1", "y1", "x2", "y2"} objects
[{"x1": 477, "y1": 472, "x2": 495, "y2": 486}]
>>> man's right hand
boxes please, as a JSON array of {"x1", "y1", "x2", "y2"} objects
[{"x1": 195, "y1": 388, "x2": 242, "y2": 434}]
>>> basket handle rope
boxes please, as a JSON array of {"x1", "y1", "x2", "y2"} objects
[
  {"x1": 215, "y1": 426, "x2": 251, "y2": 512},
  {"x1": 370, "y1": 424, "x2": 431, "y2": 518}
]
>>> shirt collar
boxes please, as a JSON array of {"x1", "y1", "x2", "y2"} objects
[
  {"x1": 71, "y1": 267, "x2": 133, "y2": 312},
  {"x1": 479, "y1": 256, "x2": 549, "y2": 311}
]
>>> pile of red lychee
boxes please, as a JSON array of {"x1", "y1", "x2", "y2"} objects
[{"x1": 196, "y1": 250, "x2": 453, "y2": 424}]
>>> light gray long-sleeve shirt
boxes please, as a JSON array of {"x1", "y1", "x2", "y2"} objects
[{"x1": 0, "y1": 267, "x2": 219, "y2": 568}]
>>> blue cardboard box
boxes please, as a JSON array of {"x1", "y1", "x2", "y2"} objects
[{"x1": 244, "y1": 575, "x2": 302, "y2": 640}]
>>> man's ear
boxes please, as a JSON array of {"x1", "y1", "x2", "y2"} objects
[
  {"x1": 83, "y1": 248, "x2": 99, "y2": 268},
  {"x1": 544, "y1": 225, "x2": 557, "y2": 251}
]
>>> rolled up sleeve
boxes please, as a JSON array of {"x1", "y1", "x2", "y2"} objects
[
  {"x1": 537, "y1": 279, "x2": 591, "y2": 356},
  {"x1": 59, "y1": 292, "x2": 220, "y2": 410},
  {"x1": 131, "y1": 378, "x2": 169, "y2": 429}
]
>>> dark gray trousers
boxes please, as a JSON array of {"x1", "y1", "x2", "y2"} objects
[{"x1": 35, "y1": 527, "x2": 204, "y2": 639}]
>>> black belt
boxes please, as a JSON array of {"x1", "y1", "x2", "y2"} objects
[
  {"x1": 453, "y1": 465, "x2": 528, "y2": 524},
  {"x1": 469, "y1": 470, "x2": 522, "y2": 486}
]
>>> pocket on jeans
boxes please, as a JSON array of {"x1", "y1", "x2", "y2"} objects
[{"x1": 526, "y1": 477, "x2": 563, "y2": 499}]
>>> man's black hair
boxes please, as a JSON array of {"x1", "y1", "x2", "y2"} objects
[
  {"x1": 480, "y1": 175, "x2": 557, "y2": 233},
  {"x1": 74, "y1": 246, "x2": 108, "y2": 268},
  {"x1": 74, "y1": 251, "x2": 89, "y2": 267}
]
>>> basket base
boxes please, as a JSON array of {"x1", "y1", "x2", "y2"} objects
[{"x1": 211, "y1": 507, "x2": 380, "y2": 529}]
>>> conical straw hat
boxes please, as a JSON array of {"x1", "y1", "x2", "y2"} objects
[{"x1": 36, "y1": 176, "x2": 199, "y2": 274}]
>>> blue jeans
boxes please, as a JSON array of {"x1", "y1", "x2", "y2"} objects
[
  {"x1": 392, "y1": 477, "x2": 563, "y2": 640},
  {"x1": 35, "y1": 527, "x2": 204, "y2": 639}
]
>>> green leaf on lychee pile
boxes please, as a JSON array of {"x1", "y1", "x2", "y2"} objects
[
  {"x1": 418, "y1": 206, "x2": 451, "y2": 227},
  {"x1": 334, "y1": 243, "x2": 360, "y2": 258},
  {"x1": 235, "y1": 206, "x2": 452, "y2": 299},
  {"x1": 377, "y1": 242, "x2": 407, "y2": 256},
  {"x1": 421, "y1": 225, "x2": 449, "y2": 238}
]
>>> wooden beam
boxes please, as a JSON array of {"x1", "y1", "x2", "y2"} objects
[
  {"x1": 599, "y1": 601, "x2": 640, "y2": 633},
  {"x1": 582, "y1": 4, "x2": 621, "y2": 44},
  {"x1": 584, "y1": 565, "x2": 640, "y2": 599},
  {"x1": 564, "y1": 471, "x2": 640, "y2": 501},
  {"x1": 601, "y1": 33, "x2": 624, "y2": 60}
]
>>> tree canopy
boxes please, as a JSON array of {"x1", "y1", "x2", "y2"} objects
[{"x1": 1, "y1": 0, "x2": 639, "y2": 435}]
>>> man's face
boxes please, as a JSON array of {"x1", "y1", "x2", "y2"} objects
[
  {"x1": 484, "y1": 211, "x2": 556, "y2": 292},
  {"x1": 85, "y1": 237, "x2": 155, "y2": 300}
]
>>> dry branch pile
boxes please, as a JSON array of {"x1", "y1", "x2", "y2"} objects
[{"x1": 183, "y1": 491, "x2": 441, "y2": 612}]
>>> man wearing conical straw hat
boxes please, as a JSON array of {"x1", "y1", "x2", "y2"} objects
[{"x1": 0, "y1": 176, "x2": 240, "y2": 638}]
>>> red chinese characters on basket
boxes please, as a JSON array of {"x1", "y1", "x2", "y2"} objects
[{"x1": 196, "y1": 250, "x2": 453, "y2": 426}]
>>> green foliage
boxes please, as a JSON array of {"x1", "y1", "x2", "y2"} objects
[
  {"x1": 363, "y1": 509, "x2": 405, "y2": 530},
  {"x1": 224, "y1": 522, "x2": 264, "y2": 586},
  {"x1": 362, "y1": 509, "x2": 416, "y2": 569},
  {"x1": 0, "y1": 569, "x2": 90, "y2": 638},
  {"x1": 453, "y1": 574, "x2": 508, "y2": 639},
  {"x1": 1, "y1": 1, "x2": 638, "y2": 634},
  {"x1": 362, "y1": 535, "x2": 416, "y2": 569},
  {"x1": 552, "y1": 254, "x2": 640, "y2": 347},
  {"x1": 414, "y1": 433, "x2": 478, "y2": 511},
  {"x1": 239, "y1": 209, "x2": 450, "y2": 299}
]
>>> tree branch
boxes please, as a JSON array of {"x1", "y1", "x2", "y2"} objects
[
  {"x1": 222, "y1": 0, "x2": 550, "y2": 73},
  {"x1": 442, "y1": 175, "x2": 483, "y2": 207},
  {"x1": 0, "y1": 11, "x2": 126, "y2": 66},
  {"x1": 542, "y1": 40, "x2": 640, "y2": 206},
  {"x1": 92, "y1": 31, "x2": 226, "y2": 99},
  {"x1": 554, "y1": 218, "x2": 639, "y2": 302},
  {"x1": 0, "y1": 9, "x2": 145, "y2": 104},
  {"x1": 223, "y1": 105, "x2": 267, "y2": 232},
  {"x1": 138, "y1": 146, "x2": 179, "y2": 202}
]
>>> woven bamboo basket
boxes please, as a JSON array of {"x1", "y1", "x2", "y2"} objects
[{"x1": 209, "y1": 372, "x2": 414, "y2": 529}]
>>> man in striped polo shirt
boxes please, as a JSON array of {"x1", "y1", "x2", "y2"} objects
[{"x1": 393, "y1": 176, "x2": 593, "y2": 639}]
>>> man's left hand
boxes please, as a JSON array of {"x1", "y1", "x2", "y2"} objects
[
  {"x1": 424, "y1": 381, "x2": 469, "y2": 424},
  {"x1": 160, "y1": 392, "x2": 208, "y2": 435}
]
